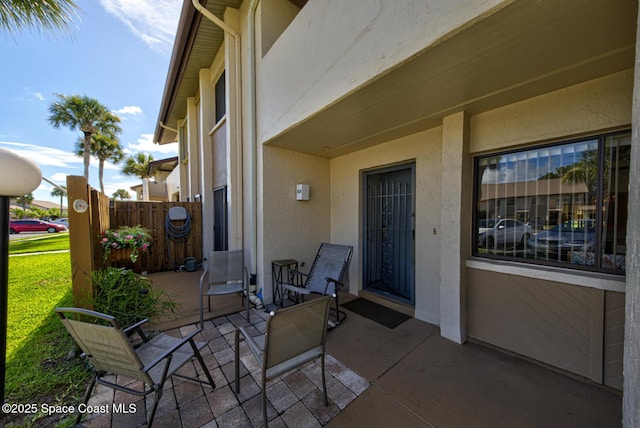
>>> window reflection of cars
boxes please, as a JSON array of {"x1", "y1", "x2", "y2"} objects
[
  {"x1": 9, "y1": 219, "x2": 68, "y2": 234},
  {"x1": 526, "y1": 220, "x2": 596, "y2": 260},
  {"x1": 478, "y1": 219, "x2": 532, "y2": 249}
]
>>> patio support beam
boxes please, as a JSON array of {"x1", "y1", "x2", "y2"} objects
[
  {"x1": 623, "y1": 2, "x2": 640, "y2": 425},
  {"x1": 439, "y1": 111, "x2": 471, "y2": 344}
]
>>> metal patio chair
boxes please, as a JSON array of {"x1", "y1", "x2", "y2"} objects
[
  {"x1": 200, "y1": 249, "x2": 250, "y2": 327},
  {"x1": 55, "y1": 307, "x2": 215, "y2": 428},
  {"x1": 280, "y1": 243, "x2": 353, "y2": 327},
  {"x1": 234, "y1": 295, "x2": 333, "y2": 427}
]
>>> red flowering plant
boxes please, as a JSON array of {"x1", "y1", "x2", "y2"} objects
[{"x1": 100, "y1": 225, "x2": 151, "y2": 263}]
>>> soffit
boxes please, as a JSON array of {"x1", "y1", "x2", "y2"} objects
[
  {"x1": 266, "y1": 0, "x2": 637, "y2": 158},
  {"x1": 156, "y1": 0, "x2": 242, "y2": 144}
]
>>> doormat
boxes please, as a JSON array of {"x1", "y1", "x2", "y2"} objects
[{"x1": 342, "y1": 298, "x2": 410, "y2": 329}]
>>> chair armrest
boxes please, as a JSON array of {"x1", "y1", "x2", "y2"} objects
[
  {"x1": 199, "y1": 267, "x2": 209, "y2": 295},
  {"x1": 124, "y1": 319, "x2": 150, "y2": 342},
  {"x1": 236, "y1": 326, "x2": 264, "y2": 362},
  {"x1": 285, "y1": 269, "x2": 308, "y2": 287},
  {"x1": 323, "y1": 277, "x2": 344, "y2": 294}
]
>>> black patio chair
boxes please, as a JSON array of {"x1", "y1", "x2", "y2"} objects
[{"x1": 280, "y1": 242, "x2": 353, "y2": 327}]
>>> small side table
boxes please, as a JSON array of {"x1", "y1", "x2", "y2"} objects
[{"x1": 271, "y1": 259, "x2": 298, "y2": 307}]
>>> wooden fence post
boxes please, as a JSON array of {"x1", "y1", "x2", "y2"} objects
[{"x1": 67, "y1": 176, "x2": 95, "y2": 308}]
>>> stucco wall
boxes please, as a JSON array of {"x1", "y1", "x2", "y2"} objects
[
  {"x1": 330, "y1": 127, "x2": 443, "y2": 324},
  {"x1": 258, "y1": 0, "x2": 507, "y2": 145},
  {"x1": 470, "y1": 69, "x2": 633, "y2": 154},
  {"x1": 259, "y1": 145, "x2": 331, "y2": 303}
]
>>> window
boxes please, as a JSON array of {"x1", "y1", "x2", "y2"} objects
[
  {"x1": 474, "y1": 131, "x2": 629, "y2": 274},
  {"x1": 215, "y1": 72, "x2": 226, "y2": 124},
  {"x1": 178, "y1": 121, "x2": 188, "y2": 163}
]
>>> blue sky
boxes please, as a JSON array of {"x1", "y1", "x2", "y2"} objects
[{"x1": 0, "y1": 0, "x2": 182, "y2": 205}]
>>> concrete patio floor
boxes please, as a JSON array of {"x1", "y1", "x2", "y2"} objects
[{"x1": 78, "y1": 271, "x2": 621, "y2": 427}]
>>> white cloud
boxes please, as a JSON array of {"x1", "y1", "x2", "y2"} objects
[
  {"x1": 116, "y1": 105, "x2": 143, "y2": 116},
  {"x1": 0, "y1": 141, "x2": 81, "y2": 169},
  {"x1": 124, "y1": 133, "x2": 178, "y2": 156},
  {"x1": 104, "y1": 179, "x2": 141, "y2": 199},
  {"x1": 24, "y1": 87, "x2": 45, "y2": 101},
  {"x1": 98, "y1": 0, "x2": 182, "y2": 54}
]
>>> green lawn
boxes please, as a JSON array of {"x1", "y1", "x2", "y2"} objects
[
  {"x1": 4, "y1": 234, "x2": 89, "y2": 427},
  {"x1": 8, "y1": 232, "x2": 70, "y2": 254}
]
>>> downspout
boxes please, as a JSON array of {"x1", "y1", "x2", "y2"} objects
[
  {"x1": 192, "y1": 0, "x2": 263, "y2": 308},
  {"x1": 247, "y1": 0, "x2": 259, "y2": 286}
]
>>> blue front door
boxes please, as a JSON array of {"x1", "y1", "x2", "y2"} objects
[{"x1": 363, "y1": 164, "x2": 415, "y2": 305}]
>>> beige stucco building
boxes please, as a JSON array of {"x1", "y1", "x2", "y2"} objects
[{"x1": 154, "y1": 0, "x2": 640, "y2": 423}]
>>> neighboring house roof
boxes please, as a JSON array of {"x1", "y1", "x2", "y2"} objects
[
  {"x1": 154, "y1": 0, "x2": 242, "y2": 145},
  {"x1": 11, "y1": 199, "x2": 67, "y2": 210},
  {"x1": 148, "y1": 156, "x2": 179, "y2": 176}
]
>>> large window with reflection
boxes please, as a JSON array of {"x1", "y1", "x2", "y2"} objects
[{"x1": 473, "y1": 131, "x2": 629, "y2": 274}]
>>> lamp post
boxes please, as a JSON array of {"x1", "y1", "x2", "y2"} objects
[{"x1": 0, "y1": 148, "x2": 42, "y2": 404}]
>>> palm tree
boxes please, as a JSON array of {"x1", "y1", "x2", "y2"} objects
[
  {"x1": 76, "y1": 133, "x2": 125, "y2": 193},
  {"x1": 560, "y1": 149, "x2": 600, "y2": 196},
  {"x1": 48, "y1": 94, "x2": 122, "y2": 181},
  {"x1": 122, "y1": 153, "x2": 154, "y2": 180},
  {"x1": 16, "y1": 193, "x2": 34, "y2": 210},
  {"x1": 51, "y1": 185, "x2": 67, "y2": 215},
  {"x1": 0, "y1": 0, "x2": 77, "y2": 34},
  {"x1": 112, "y1": 189, "x2": 131, "y2": 200}
]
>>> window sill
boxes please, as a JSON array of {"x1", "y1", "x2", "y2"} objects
[{"x1": 466, "y1": 258, "x2": 625, "y2": 293}]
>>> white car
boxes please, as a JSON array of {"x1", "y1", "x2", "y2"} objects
[
  {"x1": 478, "y1": 218, "x2": 532, "y2": 250},
  {"x1": 51, "y1": 218, "x2": 69, "y2": 228}
]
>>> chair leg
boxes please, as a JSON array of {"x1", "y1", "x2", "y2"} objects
[
  {"x1": 148, "y1": 359, "x2": 172, "y2": 427},
  {"x1": 76, "y1": 372, "x2": 97, "y2": 426},
  {"x1": 321, "y1": 354, "x2": 328, "y2": 407},
  {"x1": 147, "y1": 387, "x2": 163, "y2": 428},
  {"x1": 331, "y1": 294, "x2": 347, "y2": 326},
  {"x1": 190, "y1": 340, "x2": 216, "y2": 389},
  {"x1": 262, "y1": 376, "x2": 268, "y2": 428},
  {"x1": 234, "y1": 329, "x2": 240, "y2": 393}
]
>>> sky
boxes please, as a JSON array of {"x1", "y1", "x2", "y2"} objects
[{"x1": 0, "y1": 0, "x2": 183, "y2": 206}]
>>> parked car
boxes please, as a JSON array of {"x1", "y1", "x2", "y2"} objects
[
  {"x1": 527, "y1": 219, "x2": 596, "y2": 260},
  {"x1": 50, "y1": 218, "x2": 69, "y2": 228},
  {"x1": 9, "y1": 219, "x2": 68, "y2": 234},
  {"x1": 478, "y1": 218, "x2": 532, "y2": 250}
]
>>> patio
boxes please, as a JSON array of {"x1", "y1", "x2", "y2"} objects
[{"x1": 78, "y1": 271, "x2": 621, "y2": 427}]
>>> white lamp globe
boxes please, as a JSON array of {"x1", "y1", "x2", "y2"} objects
[{"x1": 0, "y1": 148, "x2": 42, "y2": 196}]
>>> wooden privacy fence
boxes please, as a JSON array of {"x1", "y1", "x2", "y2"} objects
[
  {"x1": 67, "y1": 176, "x2": 202, "y2": 307},
  {"x1": 105, "y1": 200, "x2": 203, "y2": 272}
]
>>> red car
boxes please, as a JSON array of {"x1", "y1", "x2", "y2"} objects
[{"x1": 9, "y1": 219, "x2": 68, "y2": 234}]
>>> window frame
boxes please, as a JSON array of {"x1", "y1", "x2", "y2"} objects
[{"x1": 472, "y1": 130, "x2": 630, "y2": 275}]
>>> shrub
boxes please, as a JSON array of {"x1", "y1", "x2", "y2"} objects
[{"x1": 90, "y1": 267, "x2": 176, "y2": 327}]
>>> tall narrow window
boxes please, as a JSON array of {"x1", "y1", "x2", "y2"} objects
[
  {"x1": 473, "y1": 131, "x2": 629, "y2": 274},
  {"x1": 215, "y1": 71, "x2": 226, "y2": 123}
]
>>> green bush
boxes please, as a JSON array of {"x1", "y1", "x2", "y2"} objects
[{"x1": 90, "y1": 267, "x2": 176, "y2": 327}]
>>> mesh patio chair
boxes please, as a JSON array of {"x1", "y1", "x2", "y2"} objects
[
  {"x1": 200, "y1": 249, "x2": 250, "y2": 327},
  {"x1": 280, "y1": 243, "x2": 353, "y2": 327},
  {"x1": 234, "y1": 295, "x2": 333, "y2": 428},
  {"x1": 55, "y1": 307, "x2": 215, "y2": 428}
]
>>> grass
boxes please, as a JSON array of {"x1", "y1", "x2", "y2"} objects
[
  {"x1": 4, "y1": 234, "x2": 89, "y2": 427},
  {"x1": 8, "y1": 233, "x2": 70, "y2": 254}
]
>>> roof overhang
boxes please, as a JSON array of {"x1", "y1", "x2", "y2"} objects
[
  {"x1": 154, "y1": 0, "x2": 242, "y2": 145},
  {"x1": 266, "y1": 0, "x2": 637, "y2": 158},
  {"x1": 148, "y1": 156, "x2": 179, "y2": 175}
]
